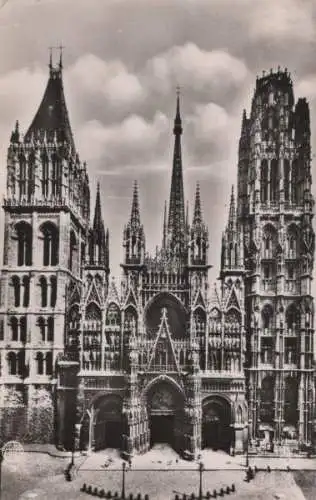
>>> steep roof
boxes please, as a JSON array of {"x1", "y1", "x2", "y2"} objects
[{"x1": 24, "y1": 57, "x2": 75, "y2": 149}]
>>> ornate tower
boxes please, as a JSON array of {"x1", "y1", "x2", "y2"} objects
[
  {"x1": 0, "y1": 51, "x2": 90, "y2": 446},
  {"x1": 240, "y1": 69, "x2": 315, "y2": 448}
]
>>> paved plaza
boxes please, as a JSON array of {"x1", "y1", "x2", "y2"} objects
[{"x1": 1, "y1": 445, "x2": 316, "y2": 499}]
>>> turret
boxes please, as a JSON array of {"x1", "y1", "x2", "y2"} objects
[
  {"x1": 221, "y1": 186, "x2": 244, "y2": 275},
  {"x1": 88, "y1": 183, "x2": 109, "y2": 271},
  {"x1": 189, "y1": 183, "x2": 208, "y2": 266},
  {"x1": 122, "y1": 181, "x2": 145, "y2": 266}
]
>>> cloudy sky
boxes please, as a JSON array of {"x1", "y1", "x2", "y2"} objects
[{"x1": 1, "y1": 0, "x2": 316, "y2": 283}]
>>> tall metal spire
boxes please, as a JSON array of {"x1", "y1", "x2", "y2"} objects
[
  {"x1": 167, "y1": 87, "x2": 185, "y2": 247},
  {"x1": 130, "y1": 180, "x2": 141, "y2": 228}
]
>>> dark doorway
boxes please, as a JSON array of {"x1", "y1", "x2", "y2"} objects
[
  {"x1": 94, "y1": 420, "x2": 122, "y2": 450},
  {"x1": 150, "y1": 415, "x2": 175, "y2": 447},
  {"x1": 202, "y1": 398, "x2": 231, "y2": 452},
  {"x1": 203, "y1": 419, "x2": 220, "y2": 450}
]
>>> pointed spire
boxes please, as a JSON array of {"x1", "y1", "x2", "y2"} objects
[
  {"x1": 173, "y1": 86, "x2": 183, "y2": 135},
  {"x1": 49, "y1": 47, "x2": 53, "y2": 73},
  {"x1": 193, "y1": 182, "x2": 202, "y2": 225},
  {"x1": 59, "y1": 45, "x2": 64, "y2": 70},
  {"x1": 93, "y1": 182, "x2": 103, "y2": 231},
  {"x1": 130, "y1": 181, "x2": 141, "y2": 228},
  {"x1": 167, "y1": 88, "x2": 185, "y2": 248},
  {"x1": 228, "y1": 185, "x2": 236, "y2": 235},
  {"x1": 162, "y1": 200, "x2": 167, "y2": 249}
]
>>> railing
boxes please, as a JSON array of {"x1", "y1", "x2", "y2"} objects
[
  {"x1": 261, "y1": 278, "x2": 276, "y2": 292},
  {"x1": 285, "y1": 280, "x2": 299, "y2": 293}
]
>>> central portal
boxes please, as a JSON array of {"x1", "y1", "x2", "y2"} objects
[
  {"x1": 150, "y1": 414, "x2": 175, "y2": 447},
  {"x1": 146, "y1": 380, "x2": 185, "y2": 453}
]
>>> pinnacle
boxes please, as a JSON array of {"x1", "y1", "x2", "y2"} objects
[
  {"x1": 193, "y1": 182, "x2": 202, "y2": 225},
  {"x1": 228, "y1": 185, "x2": 236, "y2": 235},
  {"x1": 130, "y1": 181, "x2": 141, "y2": 227}
]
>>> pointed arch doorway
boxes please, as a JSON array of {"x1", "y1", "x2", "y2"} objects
[
  {"x1": 81, "y1": 395, "x2": 124, "y2": 452},
  {"x1": 202, "y1": 397, "x2": 232, "y2": 452},
  {"x1": 146, "y1": 379, "x2": 185, "y2": 452}
]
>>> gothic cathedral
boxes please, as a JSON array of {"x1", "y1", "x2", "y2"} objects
[{"x1": 0, "y1": 57, "x2": 314, "y2": 459}]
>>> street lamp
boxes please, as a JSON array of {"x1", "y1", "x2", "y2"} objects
[
  {"x1": 0, "y1": 449, "x2": 4, "y2": 499},
  {"x1": 198, "y1": 461, "x2": 204, "y2": 500},
  {"x1": 121, "y1": 461, "x2": 126, "y2": 500}
]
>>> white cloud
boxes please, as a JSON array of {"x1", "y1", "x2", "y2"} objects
[
  {"x1": 191, "y1": 102, "x2": 229, "y2": 141},
  {"x1": 249, "y1": 0, "x2": 315, "y2": 42},
  {"x1": 68, "y1": 54, "x2": 144, "y2": 108},
  {"x1": 296, "y1": 74, "x2": 316, "y2": 101},
  {"x1": 77, "y1": 111, "x2": 169, "y2": 167},
  {"x1": 144, "y1": 43, "x2": 248, "y2": 94}
]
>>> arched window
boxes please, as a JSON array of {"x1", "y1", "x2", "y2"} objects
[
  {"x1": 8, "y1": 352, "x2": 17, "y2": 375},
  {"x1": 286, "y1": 304, "x2": 300, "y2": 332},
  {"x1": 22, "y1": 276, "x2": 30, "y2": 307},
  {"x1": 69, "y1": 231, "x2": 78, "y2": 272},
  {"x1": 262, "y1": 224, "x2": 277, "y2": 258},
  {"x1": 38, "y1": 317, "x2": 46, "y2": 341},
  {"x1": 41, "y1": 157, "x2": 49, "y2": 197},
  {"x1": 19, "y1": 157, "x2": 27, "y2": 198},
  {"x1": 41, "y1": 222, "x2": 59, "y2": 266},
  {"x1": 47, "y1": 317, "x2": 54, "y2": 341},
  {"x1": 40, "y1": 277, "x2": 48, "y2": 307},
  {"x1": 106, "y1": 303, "x2": 121, "y2": 325},
  {"x1": 270, "y1": 158, "x2": 278, "y2": 203},
  {"x1": 194, "y1": 308, "x2": 206, "y2": 335},
  {"x1": 260, "y1": 159, "x2": 268, "y2": 203},
  {"x1": 261, "y1": 304, "x2": 273, "y2": 331},
  {"x1": 12, "y1": 276, "x2": 20, "y2": 307},
  {"x1": 15, "y1": 222, "x2": 32, "y2": 266},
  {"x1": 284, "y1": 159, "x2": 290, "y2": 201},
  {"x1": 10, "y1": 317, "x2": 19, "y2": 341},
  {"x1": 125, "y1": 306, "x2": 137, "y2": 331},
  {"x1": 46, "y1": 352, "x2": 53, "y2": 375},
  {"x1": 37, "y1": 352, "x2": 44, "y2": 375},
  {"x1": 287, "y1": 225, "x2": 298, "y2": 257},
  {"x1": 50, "y1": 276, "x2": 57, "y2": 307},
  {"x1": 20, "y1": 316, "x2": 27, "y2": 343}
]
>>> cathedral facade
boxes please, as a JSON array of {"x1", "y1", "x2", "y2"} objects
[{"x1": 0, "y1": 57, "x2": 314, "y2": 458}]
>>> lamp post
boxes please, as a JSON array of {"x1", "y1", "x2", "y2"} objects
[
  {"x1": 198, "y1": 461, "x2": 204, "y2": 500},
  {"x1": 245, "y1": 423, "x2": 249, "y2": 468},
  {"x1": 0, "y1": 449, "x2": 4, "y2": 499},
  {"x1": 121, "y1": 461, "x2": 126, "y2": 500}
]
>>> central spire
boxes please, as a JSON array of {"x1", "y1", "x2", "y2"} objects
[{"x1": 167, "y1": 88, "x2": 185, "y2": 250}]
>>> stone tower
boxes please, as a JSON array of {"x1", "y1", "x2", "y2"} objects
[
  {"x1": 0, "y1": 51, "x2": 90, "y2": 443},
  {"x1": 239, "y1": 69, "x2": 315, "y2": 448}
]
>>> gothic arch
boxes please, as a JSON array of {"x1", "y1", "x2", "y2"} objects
[
  {"x1": 14, "y1": 221, "x2": 33, "y2": 266},
  {"x1": 106, "y1": 302, "x2": 121, "y2": 325},
  {"x1": 285, "y1": 303, "x2": 300, "y2": 331},
  {"x1": 39, "y1": 221, "x2": 59, "y2": 266},
  {"x1": 261, "y1": 303, "x2": 274, "y2": 330},
  {"x1": 142, "y1": 375, "x2": 185, "y2": 401},
  {"x1": 85, "y1": 302, "x2": 102, "y2": 321},
  {"x1": 144, "y1": 292, "x2": 187, "y2": 340}
]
